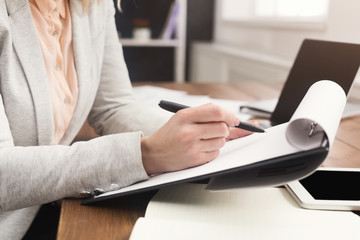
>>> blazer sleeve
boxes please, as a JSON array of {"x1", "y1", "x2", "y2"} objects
[
  {"x1": 87, "y1": 1, "x2": 169, "y2": 137},
  {"x1": 0, "y1": 95, "x2": 149, "y2": 211}
]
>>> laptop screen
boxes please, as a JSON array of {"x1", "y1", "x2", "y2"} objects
[{"x1": 270, "y1": 39, "x2": 360, "y2": 126}]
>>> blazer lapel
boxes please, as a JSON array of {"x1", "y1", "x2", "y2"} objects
[
  {"x1": 5, "y1": 0, "x2": 54, "y2": 145},
  {"x1": 70, "y1": 0, "x2": 92, "y2": 118},
  {"x1": 59, "y1": 0, "x2": 95, "y2": 144}
]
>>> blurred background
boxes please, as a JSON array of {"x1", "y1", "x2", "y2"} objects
[{"x1": 114, "y1": 0, "x2": 360, "y2": 86}]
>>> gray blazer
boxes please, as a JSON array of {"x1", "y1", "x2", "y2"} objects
[{"x1": 0, "y1": 0, "x2": 167, "y2": 239}]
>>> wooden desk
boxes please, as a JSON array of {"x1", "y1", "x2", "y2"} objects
[{"x1": 57, "y1": 81, "x2": 360, "y2": 240}]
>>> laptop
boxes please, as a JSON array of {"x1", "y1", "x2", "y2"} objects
[{"x1": 241, "y1": 39, "x2": 360, "y2": 126}]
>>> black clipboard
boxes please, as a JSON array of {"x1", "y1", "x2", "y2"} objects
[{"x1": 83, "y1": 143, "x2": 328, "y2": 205}]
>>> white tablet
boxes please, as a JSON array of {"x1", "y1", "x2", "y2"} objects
[{"x1": 285, "y1": 167, "x2": 360, "y2": 211}]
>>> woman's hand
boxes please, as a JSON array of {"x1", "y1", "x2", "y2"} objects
[{"x1": 141, "y1": 103, "x2": 253, "y2": 175}]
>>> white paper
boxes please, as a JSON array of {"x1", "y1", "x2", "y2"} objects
[
  {"x1": 93, "y1": 81, "x2": 346, "y2": 201},
  {"x1": 129, "y1": 184, "x2": 360, "y2": 240},
  {"x1": 286, "y1": 80, "x2": 346, "y2": 149},
  {"x1": 133, "y1": 85, "x2": 250, "y2": 121}
]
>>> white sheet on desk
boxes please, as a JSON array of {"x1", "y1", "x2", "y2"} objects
[
  {"x1": 343, "y1": 101, "x2": 360, "y2": 118},
  {"x1": 133, "y1": 85, "x2": 360, "y2": 120},
  {"x1": 132, "y1": 85, "x2": 251, "y2": 121},
  {"x1": 129, "y1": 185, "x2": 360, "y2": 240}
]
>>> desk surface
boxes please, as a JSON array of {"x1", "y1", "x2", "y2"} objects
[{"x1": 57, "y1": 81, "x2": 360, "y2": 240}]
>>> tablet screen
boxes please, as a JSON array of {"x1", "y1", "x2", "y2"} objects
[{"x1": 299, "y1": 170, "x2": 360, "y2": 201}]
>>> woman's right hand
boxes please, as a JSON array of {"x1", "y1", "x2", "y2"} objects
[{"x1": 141, "y1": 103, "x2": 249, "y2": 175}]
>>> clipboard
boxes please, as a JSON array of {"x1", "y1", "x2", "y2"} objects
[
  {"x1": 83, "y1": 146, "x2": 328, "y2": 205},
  {"x1": 82, "y1": 80, "x2": 346, "y2": 205}
]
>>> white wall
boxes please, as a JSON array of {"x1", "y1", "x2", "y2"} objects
[
  {"x1": 190, "y1": 0, "x2": 360, "y2": 85},
  {"x1": 214, "y1": 0, "x2": 360, "y2": 63}
]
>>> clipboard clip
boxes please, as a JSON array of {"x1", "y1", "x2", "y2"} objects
[{"x1": 308, "y1": 122, "x2": 318, "y2": 137}]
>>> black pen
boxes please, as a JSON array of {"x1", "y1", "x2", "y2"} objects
[{"x1": 159, "y1": 100, "x2": 265, "y2": 133}]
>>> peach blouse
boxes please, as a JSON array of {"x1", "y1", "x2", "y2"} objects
[{"x1": 29, "y1": 0, "x2": 78, "y2": 144}]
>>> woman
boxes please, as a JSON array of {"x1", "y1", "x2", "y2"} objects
[{"x1": 0, "y1": 0, "x2": 250, "y2": 239}]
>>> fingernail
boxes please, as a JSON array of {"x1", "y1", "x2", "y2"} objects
[{"x1": 233, "y1": 118, "x2": 240, "y2": 127}]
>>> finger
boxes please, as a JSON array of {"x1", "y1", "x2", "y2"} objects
[
  {"x1": 227, "y1": 127, "x2": 253, "y2": 140},
  {"x1": 194, "y1": 122, "x2": 230, "y2": 140},
  {"x1": 228, "y1": 120, "x2": 261, "y2": 140},
  {"x1": 203, "y1": 150, "x2": 221, "y2": 162},
  {"x1": 178, "y1": 103, "x2": 240, "y2": 127},
  {"x1": 193, "y1": 150, "x2": 221, "y2": 166},
  {"x1": 199, "y1": 137, "x2": 226, "y2": 152}
]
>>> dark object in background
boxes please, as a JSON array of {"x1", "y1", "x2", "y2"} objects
[
  {"x1": 270, "y1": 39, "x2": 360, "y2": 126},
  {"x1": 115, "y1": 0, "x2": 174, "y2": 39},
  {"x1": 122, "y1": 47, "x2": 174, "y2": 82},
  {"x1": 113, "y1": 0, "x2": 215, "y2": 82}
]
